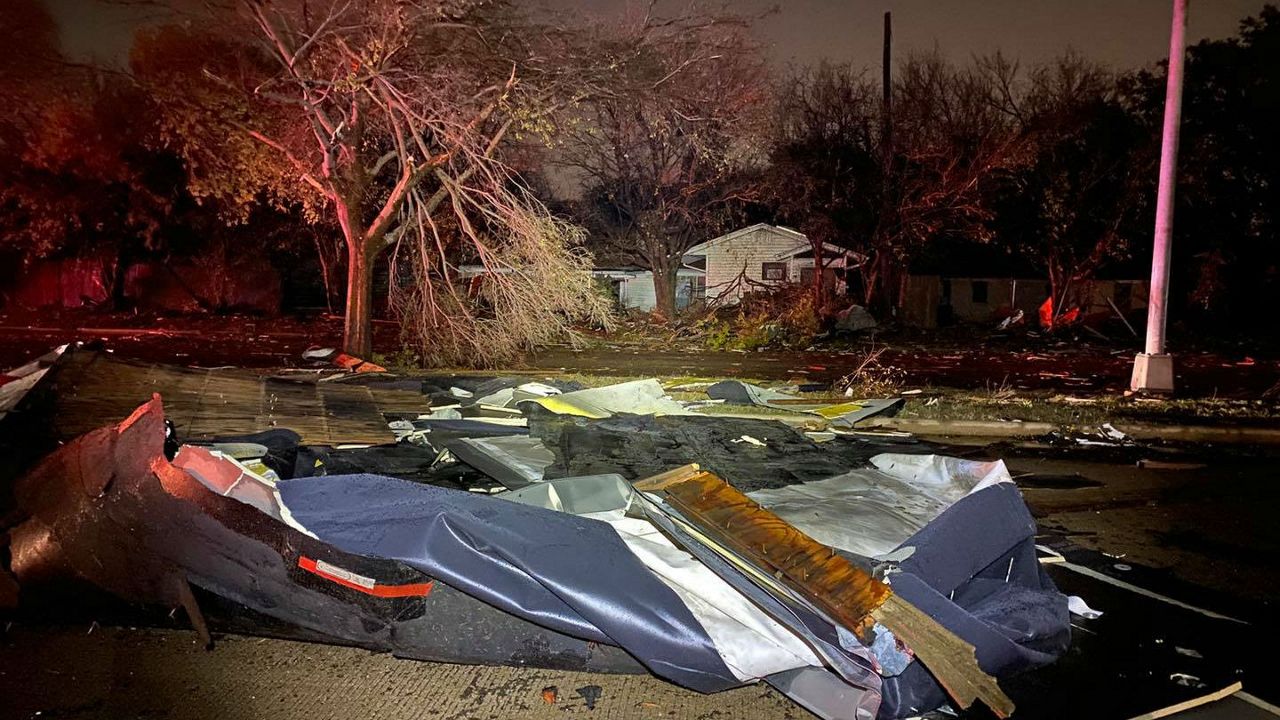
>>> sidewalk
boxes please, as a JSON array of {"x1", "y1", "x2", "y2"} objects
[{"x1": 0, "y1": 625, "x2": 799, "y2": 720}]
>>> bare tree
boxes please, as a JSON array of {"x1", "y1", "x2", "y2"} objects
[
  {"x1": 557, "y1": 7, "x2": 770, "y2": 318},
  {"x1": 137, "y1": 0, "x2": 612, "y2": 360},
  {"x1": 769, "y1": 62, "x2": 880, "y2": 303},
  {"x1": 984, "y1": 52, "x2": 1152, "y2": 318},
  {"x1": 872, "y1": 50, "x2": 1024, "y2": 313},
  {"x1": 769, "y1": 53, "x2": 1024, "y2": 314}
]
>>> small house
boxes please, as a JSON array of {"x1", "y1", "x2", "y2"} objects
[
  {"x1": 594, "y1": 224, "x2": 860, "y2": 312},
  {"x1": 682, "y1": 224, "x2": 861, "y2": 305},
  {"x1": 591, "y1": 266, "x2": 706, "y2": 313},
  {"x1": 904, "y1": 275, "x2": 1150, "y2": 328}
]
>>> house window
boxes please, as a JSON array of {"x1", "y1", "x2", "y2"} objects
[
  {"x1": 971, "y1": 280, "x2": 989, "y2": 304},
  {"x1": 762, "y1": 262, "x2": 788, "y2": 281}
]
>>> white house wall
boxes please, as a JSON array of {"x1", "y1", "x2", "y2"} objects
[
  {"x1": 619, "y1": 270, "x2": 705, "y2": 312},
  {"x1": 621, "y1": 274, "x2": 658, "y2": 311},
  {"x1": 703, "y1": 227, "x2": 809, "y2": 302}
]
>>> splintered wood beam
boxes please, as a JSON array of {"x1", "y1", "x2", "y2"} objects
[
  {"x1": 644, "y1": 469, "x2": 1014, "y2": 718},
  {"x1": 632, "y1": 463, "x2": 703, "y2": 492}
]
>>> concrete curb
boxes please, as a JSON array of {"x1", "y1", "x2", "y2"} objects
[{"x1": 862, "y1": 417, "x2": 1280, "y2": 445}]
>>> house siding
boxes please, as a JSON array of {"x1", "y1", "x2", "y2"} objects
[
  {"x1": 701, "y1": 226, "x2": 810, "y2": 302},
  {"x1": 617, "y1": 270, "x2": 705, "y2": 312}
]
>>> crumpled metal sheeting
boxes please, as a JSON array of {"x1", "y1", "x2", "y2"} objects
[
  {"x1": 705, "y1": 380, "x2": 904, "y2": 427},
  {"x1": 174, "y1": 445, "x2": 287, "y2": 523},
  {"x1": 747, "y1": 454, "x2": 1013, "y2": 559},
  {"x1": 419, "y1": 376, "x2": 586, "y2": 407},
  {"x1": 529, "y1": 411, "x2": 934, "y2": 493},
  {"x1": 821, "y1": 398, "x2": 905, "y2": 427},
  {"x1": 0, "y1": 344, "x2": 67, "y2": 421},
  {"x1": 529, "y1": 379, "x2": 690, "y2": 419},
  {"x1": 499, "y1": 474, "x2": 634, "y2": 515},
  {"x1": 707, "y1": 380, "x2": 802, "y2": 407},
  {"x1": 446, "y1": 436, "x2": 556, "y2": 490},
  {"x1": 767, "y1": 667, "x2": 879, "y2": 720},
  {"x1": 7, "y1": 397, "x2": 647, "y2": 675},
  {"x1": 277, "y1": 472, "x2": 743, "y2": 693}
]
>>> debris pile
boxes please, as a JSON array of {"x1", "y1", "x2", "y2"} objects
[{"x1": 0, "y1": 346, "x2": 1076, "y2": 720}]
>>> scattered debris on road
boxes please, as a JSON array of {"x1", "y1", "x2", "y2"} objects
[{"x1": 0, "y1": 344, "x2": 1264, "y2": 720}]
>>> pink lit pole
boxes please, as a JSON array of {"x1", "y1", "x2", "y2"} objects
[{"x1": 1131, "y1": 0, "x2": 1188, "y2": 393}]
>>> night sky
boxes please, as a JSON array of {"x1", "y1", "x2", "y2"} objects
[{"x1": 43, "y1": 0, "x2": 1271, "y2": 71}]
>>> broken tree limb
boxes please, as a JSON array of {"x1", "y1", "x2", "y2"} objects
[
  {"x1": 638, "y1": 468, "x2": 1015, "y2": 718},
  {"x1": 175, "y1": 575, "x2": 213, "y2": 651},
  {"x1": 1108, "y1": 297, "x2": 1139, "y2": 338}
]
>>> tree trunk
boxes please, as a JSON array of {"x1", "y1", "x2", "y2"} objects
[
  {"x1": 868, "y1": 249, "x2": 899, "y2": 318},
  {"x1": 811, "y1": 242, "x2": 826, "y2": 307},
  {"x1": 343, "y1": 240, "x2": 375, "y2": 358},
  {"x1": 653, "y1": 262, "x2": 678, "y2": 319}
]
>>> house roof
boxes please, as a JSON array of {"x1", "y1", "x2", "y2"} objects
[
  {"x1": 591, "y1": 266, "x2": 706, "y2": 277},
  {"x1": 771, "y1": 243, "x2": 863, "y2": 262},
  {"x1": 682, "y1": 223, "x2": 861, "y2": 263},
  {"x1": 683, "y1": 223, "x2": 808, "y2": 256}
]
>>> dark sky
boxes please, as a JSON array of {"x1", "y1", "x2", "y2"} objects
[{"x1": 45, "y1": 0, "x2": 1270, "y2": 72}]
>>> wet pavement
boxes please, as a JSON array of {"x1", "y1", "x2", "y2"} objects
[{"x1": 0, "y1": 313, "x2": 1274, "y2": 398}]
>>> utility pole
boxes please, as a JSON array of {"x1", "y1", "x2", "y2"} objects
[
  {"x1": 1131, "y1": 0, "x2": 1188, "y2": 393},
  {"x1": 877, "y1": 10, "x2": 895, "y2": 315},
  {"x1": 882, "y1": 11, "x2": 892, "y2": 174}
]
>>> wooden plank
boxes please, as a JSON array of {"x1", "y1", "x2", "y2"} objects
[
  {"x1": 1127, "y1": 682, "x2": 1243, "y2": 720},
  {"x1": 632, "y1": 463, "x2": 703, "y2": 492},
  {"x1": 647, "y1": 468, "x2": 1014, "y2": 718},
  {"x1": 366, "y1": 387, "x2": 434, "y2": 416}
]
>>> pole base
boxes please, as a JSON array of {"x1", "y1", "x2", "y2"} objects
[{"x1": 1130, "y1": 353, "x2": 1175, "y2": 394}]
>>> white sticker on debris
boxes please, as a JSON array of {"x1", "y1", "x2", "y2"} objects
[{"x1": 313, "y1": 559, "x2": 377, "y2": 590}]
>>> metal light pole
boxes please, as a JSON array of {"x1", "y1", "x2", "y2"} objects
[{"x1": 1131, "y1": 0, "x2": 1188, "y2": 393}]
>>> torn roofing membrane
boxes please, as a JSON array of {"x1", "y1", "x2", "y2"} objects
[
  {"x1": 275, "y1": 472, "x2": 742, "y2": 692},
  {"x1": 7, "y1": 397, "x2": 648, "y2": 674}
]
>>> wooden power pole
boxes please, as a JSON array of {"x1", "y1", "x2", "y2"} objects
[
  {"x1": 875, "y1": 10, "x2": 895, "y2": 315},
  {"x1": 882, "y1": 10, "x2": 892, "y2": 172}
]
